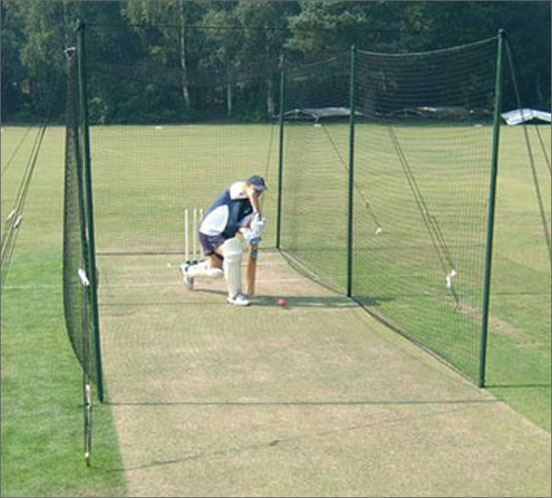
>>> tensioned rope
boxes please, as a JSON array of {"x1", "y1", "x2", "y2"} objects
[
  {"x1": 1, "y1": 127, "x2": 33, "y2": 179},
  {"x1": 384, "y1": 122, "x2": 460, "y2": 308},
  {"x1": 1, "y1": 73, "x2": 60, "y2": 289},
  {"x1": 504, "y1": 36, "x2": 551, "y2": 264},
  {"x1": 1, "y1": 123, "x2": 48, "y2": 289},
  {"x1": 319, "y1": 122, "x2": 383, "y2": 233}
]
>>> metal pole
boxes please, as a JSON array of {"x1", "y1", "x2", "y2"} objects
[
  {"x1": 276, "y1": 56, "x2": 285, "y2": 249},
  {"x1": 77, "y1": 21, "x2": 104, "y2": 402},
  {"x1": 346, "y1": 46, "x2": 357, "y2": 298},
  {"x1": 479, "y1": 29, "x2": 504, "y2": 388}
]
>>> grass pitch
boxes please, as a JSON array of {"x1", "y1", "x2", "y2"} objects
[{"x1": 98, "y1": 250, "x2": 549, "y2": 497}]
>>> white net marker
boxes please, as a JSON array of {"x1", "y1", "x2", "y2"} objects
[
  {"x1": 13, "y1": 215, "x2": 23, "y2": 228},
  {"x1": 78, "y1": 268, "x2": 90, "y2": 287}
]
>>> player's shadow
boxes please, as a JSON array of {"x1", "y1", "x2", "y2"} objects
[
  {"x1": 253, "y1": 295, "x2": 353, "y2": 309},
  {"x1": 252, "y1": 294, "x2": 393, "y2": 309},
  {"x1": 195, "y1": 288, "x2": 394, "y2": 309},
  {"x1": 195, "y1": 289, "x2": 351, "y2": 308}
]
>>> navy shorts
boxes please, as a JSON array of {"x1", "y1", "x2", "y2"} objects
[{"x1": 199, "y1": 232, "x2": 227, "y2": 256}]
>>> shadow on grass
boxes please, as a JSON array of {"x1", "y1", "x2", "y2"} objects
[
  {"x1": 99, "y1": 282, "x2": 396, "y2": 309},
  {"x1": 251, "y1": 294, "x2": 394, "y2": 309},
  {"x1": 252, "y1": 294, "x2": 354, "y2": 308},
  {"x1": 97, "y1": 293, "x2": 393, "y2": 310},
  {"x1": 486, "y1": 383, "x2": 551, "y2": 389},
  {"x1": 99, "y1": 398, "x2": 499, "y2": 473},
  {"x1": 107, "y1": 398, "x2": 499, "y2": 407}
]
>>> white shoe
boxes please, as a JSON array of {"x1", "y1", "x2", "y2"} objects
[
  {"x1": 227, "y1": 294, "x2": 250, "y2": 306},
  {"x1": 180, "y1": 263, "x2": 194, "y2": 290}
]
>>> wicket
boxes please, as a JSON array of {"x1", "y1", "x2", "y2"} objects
[{"x1": 184, "y1": 208, "x2": 204, "y2": 264}]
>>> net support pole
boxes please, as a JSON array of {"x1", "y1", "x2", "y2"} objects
[
  {"x1": 479, "y1": 29, "x2": 504, "y2": 388},
  {"x1": 276, "y1": 56, "x2": 285, "y2": 249},
  {"x1": 346, "y1": 45, "x2": 357, "y2": 298},
  {"x1": 77, "y1": 21, "x2": 104, "y2": 402}
]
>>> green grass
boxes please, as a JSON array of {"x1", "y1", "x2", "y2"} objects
[
  {"x1": 89, "y1": 124, "x2": 280, "y2": 253},
  {"x1": 485, "y1": 125, "x2": 551, "y2": 429},
  {"x1": 279, "y1": 121, "x2": 550, "y2": 427},
  {"x1": 1, "y1": 122, "x2": 550, "y2": 496},
  {"x1": 1, "y1": 126, "x2": 126, "y2": 497}
]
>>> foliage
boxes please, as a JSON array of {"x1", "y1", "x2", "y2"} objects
[{"x1": 1, "y1": 1, "x2": 550, "y2": 123}]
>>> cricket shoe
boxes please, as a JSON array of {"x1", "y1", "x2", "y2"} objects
[
  {"x1": 227, "y1": 294, "x2": 250, "y2": 306},
  {"x1": 180, "y1": 263, "x2": 194, "y2": 290}
]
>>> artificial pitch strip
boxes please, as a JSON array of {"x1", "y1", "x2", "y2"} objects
[{"x1": 96, "y1": 250, "x2": 550, "y2": 497}]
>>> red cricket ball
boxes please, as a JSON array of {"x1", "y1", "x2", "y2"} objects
[{"x1": 277, "y1": 298, "x2": 286, "y2": 307}]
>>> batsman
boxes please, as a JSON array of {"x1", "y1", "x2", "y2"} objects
[{"x1": 181, "y1": 175, "x2": 266, "y2": 306}]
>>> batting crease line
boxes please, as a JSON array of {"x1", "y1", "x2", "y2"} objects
[{"x1": 3, "y1": 279, "x2": 305, "y2": 290}]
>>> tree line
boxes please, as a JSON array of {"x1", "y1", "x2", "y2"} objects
[{"x1": 2, "y1": 1, "x2": 550, "y2": 124}]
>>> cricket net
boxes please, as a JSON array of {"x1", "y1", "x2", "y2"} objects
[{"x1": 280, "y1": 38, "x2": 500, "y2": 382}]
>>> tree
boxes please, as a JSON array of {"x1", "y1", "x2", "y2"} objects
[
  {"x1": 199, "y1": 4, "x2": 242, "y2": 117},
  {"x1": 1, "y1": 1, "x2": 549, "y2": 122},
  {"x1": 286, "y1": 2, "x2": 370, "y2": 55},
  {"x1": 398, "y1": 2, "x2": 551, "y2": 108},
  {"x1": 122, "y1": 1, "x2": 204, "y2": 111},
  {"x1": 1, "y1": 2, "x2": 27, "y2": 121},
  {"x1": 1, "y1": 1, "x2": 79, "y2": 120},
  {"x1": 233, "y1": 2, "x2": 295, "y2": 117},
  {"x1": 1, "y1": 1, "x2": 130, "y2": 122}
]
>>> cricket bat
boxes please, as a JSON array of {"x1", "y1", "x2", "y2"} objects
[{"x1": 246, "y1": 243, "x2": 258, "y2": 295}]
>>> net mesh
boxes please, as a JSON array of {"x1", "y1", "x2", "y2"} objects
[
  {"x1": 281, "y1": 39, "x2": 499, "y2": 381},
  {"x1": 279, "y1": 55, "x2": 351, "y2": 292},
  {"x1": 81, "y1": 25, "x2": 501, "y2": 383},
  {"x1": 352, "y1": 40, "x2": 498, "y2": 380},
  {"x1": 63, "y1": 50, "x2": 99, "y2": 384},
  {"x1": 85, "y1": 26, "x2": 281, "y2": 255}
]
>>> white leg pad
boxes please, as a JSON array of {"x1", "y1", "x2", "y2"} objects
[
  {"x1": 222, "y1": 237, "x2": 243, "y2": 298},
  {"x1": 187, "y1": 261, "x2": 224, "y2": 279}
]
